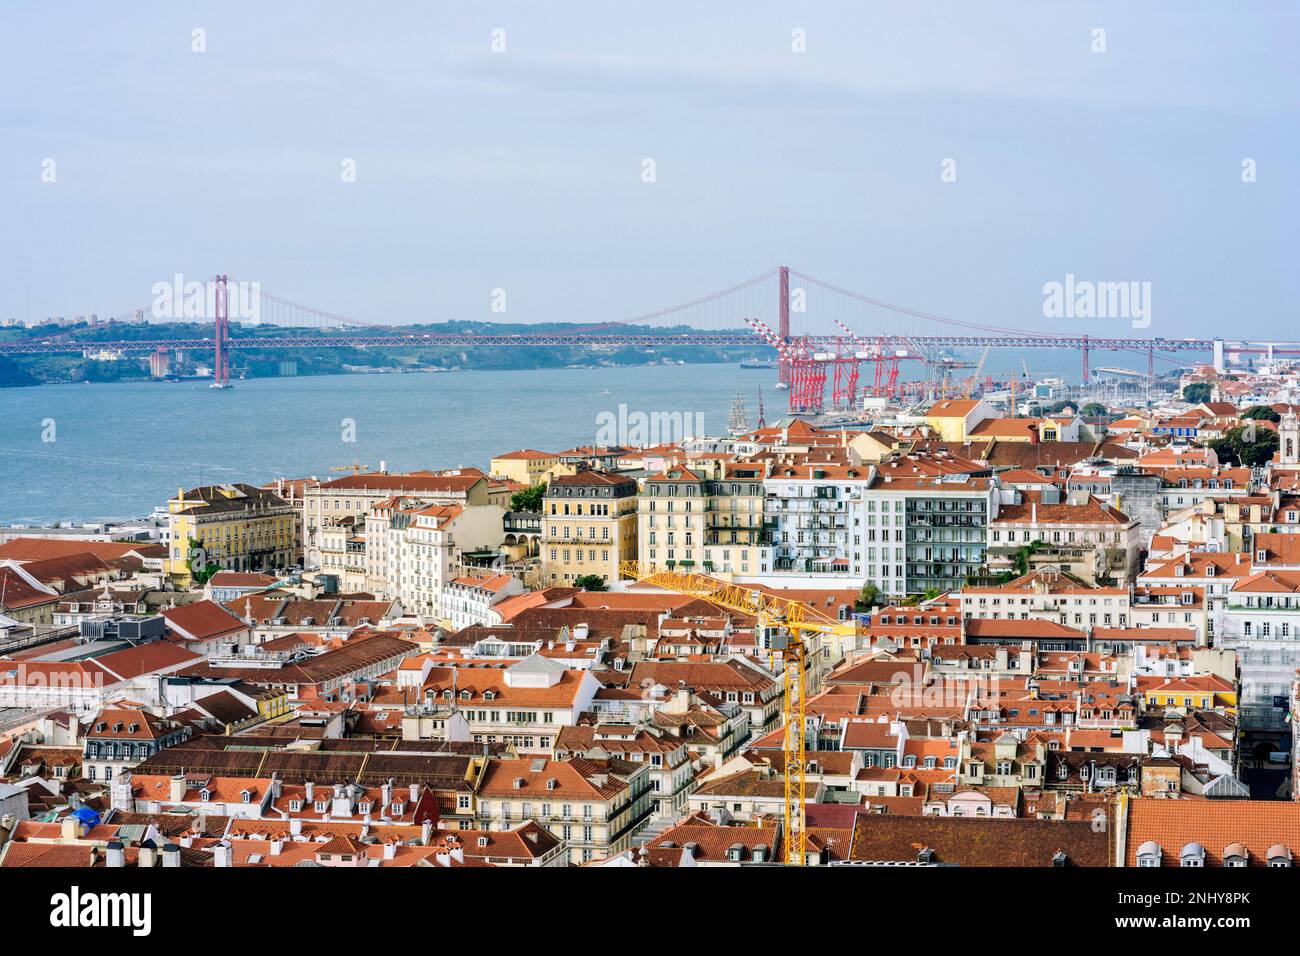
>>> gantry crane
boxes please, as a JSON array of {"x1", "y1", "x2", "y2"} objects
[
  {"x1": 962, "y1": 346, "x2": 991, "y2": 399},
  {"x1": 619, "y1": 562, "x2": 858, "y2": 865}
]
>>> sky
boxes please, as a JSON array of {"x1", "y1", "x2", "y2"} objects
[{"x1": 1, "y1": 1, "x2": 1296, "y2": 340}]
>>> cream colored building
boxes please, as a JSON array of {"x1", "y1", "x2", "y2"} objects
[
  {"x1": 542, "y1": 471, "x2": 638, "y2": 586},
  {"x1": 302, "y1": 471, "x2": 489, "y2": 568},
  {"x1": 490, "y1": 449, "x2": 571, "y2": 486},
  {"x1": 363, "y1": 500, "x2": 505, "y2": 623},
  {"x1": 637, "y1": 459, "x2": 770, "y2": 576}
]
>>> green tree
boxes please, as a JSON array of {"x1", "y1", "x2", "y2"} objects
[
  {"x1": 1241, "y1": 405, "x2": 1280, "y2": 422},
  {"x1": 1081, "y1": 403, "x2": 1107, "y2": 417},
  {"x1": 1210, "y1": 424, "x2": 1278, "y2": 468},
  {"x1": 186, "y1": 537, "x2": 220, "y2": 585},
  {"x1": 509, "y1": 482, "x2": 546, "y2": 512},
  {"x1": 572, "y1": 574, "x2": 609, "y2": 592},
  {"x1": 1183, "y1": 383, "x2": 1213, "y2": 404},
  {"x1": 854, "y1": 583, "x2": 879, "y2": 611}
]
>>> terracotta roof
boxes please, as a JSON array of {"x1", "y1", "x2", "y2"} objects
[
  {"x1": 1124, "y1": 799, "x2": 1300, "y2": 867},
  {"x1": 850, "y1": 814, "x2": 1109, "y2": 866},
  {"x1": 162, "y1": 600, "x2": 249, "y2": 642}
]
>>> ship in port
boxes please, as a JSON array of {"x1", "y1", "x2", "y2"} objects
[{"x1": 739, "y1": 357, "x2": 778, "y2": 370}]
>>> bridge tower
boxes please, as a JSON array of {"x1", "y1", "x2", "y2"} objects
[
  {"x1": 778, "y1": 265, "x2": 791, "y2": 387},
  {"x1": 212, "y1": 274, "x2": 231, "y2": 388}
]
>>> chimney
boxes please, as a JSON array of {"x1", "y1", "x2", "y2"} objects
[
  {"x1": 106, "y1": 840, "x2": 126, "y2": 868},
  {"x1": 421, "y1": 820, "x2": 433, "y2": 846},
  {"x1": 270, "y1": 838, "x2": 284, "y2": 855},
  {"x1": 383, "y1": 841, "x2": 397, "y2": 860},
  {"x1": 271, "y1": 774, "x2": 282, "y2": 800},
  {"x1": 60, "y1": 816, "x2": 79, "y2": 841},
  {"x1": 409, "y1": 783, "x2": 419, "y2": 804},
  {"x1": 137, "y1": 839, "x2": 157, "y2": 868},
  {"x1": 169, "y1": 773, "x2": 186, "y2": 803},
  {"x1": 289, "y1": 818, "x2": 303, "y2": 837},
  {"x1": 304, "y1": 781, "x2": 315, "y2": 802},
  {"x1": 162, "y1": 843, "x2": 180, "y2": 868},
  {"x1": 213, "y1": 841, "x2": 231, "y2": 868},
  {"x1": 381, "y1": 781, "x2": 393, "y2": 807}
]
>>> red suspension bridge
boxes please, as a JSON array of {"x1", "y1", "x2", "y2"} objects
[{"x1": 3, "y1": 266, "x2": 1275, "y2": 412}]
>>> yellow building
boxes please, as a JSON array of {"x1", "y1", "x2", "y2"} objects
[
  {"x1": 542, "y1": 471, "x2": 639, "y2": 586},
  {"x1": 165, "y1": 483, "x2": 297, "y2": 587},
  {"x1": 490, "y1": 449, "x2": 570, "y2": 486},
  {"x1": 1142, "y1": 679, "x2": 1228, "y2": 712},
  {"x1": 924, "y1": 399, "x2": 991, "y2": 443}
]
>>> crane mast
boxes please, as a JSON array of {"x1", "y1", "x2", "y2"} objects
[{"x1": 619, "y1": 562, "x2": 856, "y2": 865}]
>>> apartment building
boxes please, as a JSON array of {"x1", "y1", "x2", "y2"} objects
[
  {"x1": 362, "y1": 500, "x2": 505, "y2": 622},
  {"x1": 761, "y1": 456, "x2": 995, "y2": 596},
  {"x1": 637, "y1": 459, "x2": 771, "y2": 576},
  {"x1": 400, "y1": 654, "x2": 602, "y2": 752},
  {"x1": 302, "y1": 470, "x2": 490, "y2": 566},
  {"x1": 987, "y1": 488, "x2": 1140, "y2": 584},
  {"x1": 82, "y1": 706, "x2": 191, "y2": 783},
  {"x1": 554, "y1": 722, "x2": 696, "y2": 823},
  {"x1": 959, "y1": 568, "x2": 1132, "y2": 630},
  {"x1": 1217, "y1": 569, "x2": 1300, "y2": 731},
  {"x1": 442, "y1": 573, "x2": 525, "y2": 630},
  {"x1": 476, "y1": 756, "x2": 655, "y2": 864},
  {"x1": 542, "y1": 471, "x2": 638, "y2": 586},
  {"x1": 163, "y1": 484, "x2": 297, "y2": 586},
  {"x1": 489, "y1": 449, "x2": 568, "y2": 486}
]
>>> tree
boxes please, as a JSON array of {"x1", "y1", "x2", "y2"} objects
[
  {"x1": 186, "y1": 537, "x2": 220, "y2": 585},
  {"x1": 573, "y1": 574, "x2": 608, "y2": 592},
  {"x1": 854, "y1": 583, "x2": 879, "y2": 611},
  {"x1": 510, "y1": 482, "x2": 546, "y2": 512},
  {"x1": 1183, "y1": 383, "x2": 1213, "y2": 404},
  {"x1": 1242, "y1": 405, "x2": 1280, "y2": 422},
  {"x1": 1081, "y1": 402, "x2": 1107, "y2": 417},
  {"x1": 1210, "y1": 424, "x2": 1278, "y2": 468}
]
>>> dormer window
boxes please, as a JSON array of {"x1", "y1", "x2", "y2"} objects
[
  {"x1": 1180, "y1": 843, "x2": 1206, "y2": 867},
  {"x1": 289, "y1": 800, "x2": 302, "y2": 811},
  {"x1": 460, "y1": 690, "x2": 472, "y2": 700},
  {"x1": 478, "y1": 836, "x2": 489, "y2": 848},
  {"x1": 391, "y1": 802, "x2": 404, "y2": 815},
  {"x1": 1136, "y1": 841, "x2": 1162, "y2": 867},
  {"x1": 199, "y1": 788, "x2": 212, "y2": 802},
  {"x1": 483, "y1": 690, "x2": 496, "y2": 701}
]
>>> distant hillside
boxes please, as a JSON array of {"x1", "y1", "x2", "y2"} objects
[{"x1": 0, "y1": 319, "x2": 762, "y2": 384}]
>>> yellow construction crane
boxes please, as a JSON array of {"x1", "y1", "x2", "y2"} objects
[
  {"x1": 329, "y1": 460, "x2": 371, "y2": 477},
  {"x1": 619, "y1": 561, "x2": 858, "y2": 865}
]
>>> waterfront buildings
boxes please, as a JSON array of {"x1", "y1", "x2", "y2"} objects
[{"x1": 163, "y1": 483, "x2": 296, "y2": 586}]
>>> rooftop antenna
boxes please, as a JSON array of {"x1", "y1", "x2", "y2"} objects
[{"x1": 756, "y1": 387, "x2": 766, "y2": 429}]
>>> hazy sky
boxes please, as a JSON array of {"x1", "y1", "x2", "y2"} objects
[{"x1": 2, "y1": 1, "x2": 1296, "y2": 339}]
